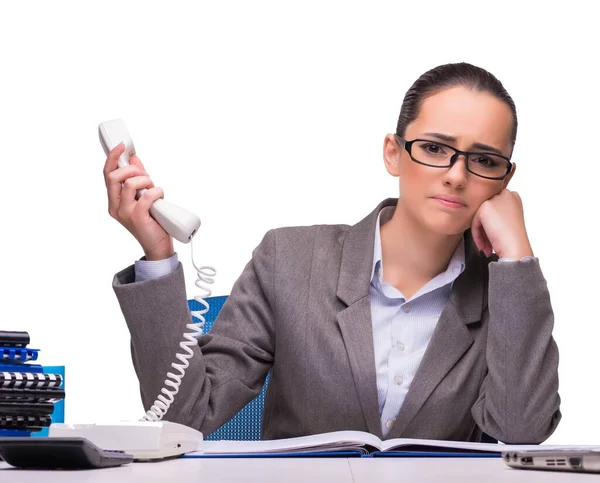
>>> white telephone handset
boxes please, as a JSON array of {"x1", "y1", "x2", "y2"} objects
[
  {"x1": 50, "y1": 120, "x2": 215, "y2": 460},
  {"x1": 98, "y1": 119, "x2": 201, "y2": 243}
]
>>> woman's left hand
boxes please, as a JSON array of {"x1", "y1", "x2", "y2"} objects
[{"x1": 470, "y1": 189, "x2": 534, "y2": 260}]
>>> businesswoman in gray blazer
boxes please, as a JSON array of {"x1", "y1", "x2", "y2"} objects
[{"x1": 104, "y1": 62, "x2": 561, "y2": 443}]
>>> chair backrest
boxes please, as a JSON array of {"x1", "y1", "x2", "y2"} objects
[{"x1": 188, "y1": 296, "x2": 268, "y2": 441}]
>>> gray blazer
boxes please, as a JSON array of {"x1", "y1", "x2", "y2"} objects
[{"x1": 113, "y1": 198, "x2": 561, "y2": 443}]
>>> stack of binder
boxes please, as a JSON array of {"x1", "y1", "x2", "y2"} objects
[{"x1": 0, "y1": 331, "x2": 65, "y2": 437}]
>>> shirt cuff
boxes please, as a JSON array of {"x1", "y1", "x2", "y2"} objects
[
  {"x1": 134, "y1": 253, "x2": 179, "y2": 282},
  {"x1": 497, "y1": 256, "x2": 536, "y2": 263}
]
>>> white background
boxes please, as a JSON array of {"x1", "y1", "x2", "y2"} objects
[{"x1": 0, "y1": 1, "x2": 597, "y2": 444}]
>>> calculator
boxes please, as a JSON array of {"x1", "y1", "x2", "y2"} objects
[{"x1": 0, "y1": 437, "x2": 134, "y2": 469}]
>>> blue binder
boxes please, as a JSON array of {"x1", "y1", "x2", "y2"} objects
[{"x1": 0, "y1": 363, "x2": 43, "y2": 373}]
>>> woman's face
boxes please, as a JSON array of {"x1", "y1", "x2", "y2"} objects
[{"x1": 384, "y1": 85, "x2": 515, "y2": 236}]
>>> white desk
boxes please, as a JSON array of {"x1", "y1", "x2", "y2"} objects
[
  {"x1": 0, "y1": 458, "x2": 351, "y2": 482},
  {"x1": 350, "y1": 457, "x2": 600, "y2": 482},
  {"x1": 1, "y1": 457, "x2": 598, "y2": 481}
]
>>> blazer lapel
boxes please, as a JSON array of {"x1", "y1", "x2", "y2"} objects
[
  {"x1": 337, "y1": 299, "x2": 382, "y2": 438},
  {"x1": 336, "y1": 198, "x2": 398, "y2": 439},
  {"x1": 388, "y1": 234, "x2": 486, "y2": 437}
]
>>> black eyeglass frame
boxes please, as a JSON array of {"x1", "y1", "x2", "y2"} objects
[{"x1": 394, "y1": 134, "x2": 513, "y2": 181}]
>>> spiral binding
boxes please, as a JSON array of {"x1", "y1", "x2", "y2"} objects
[
  {"x1": 0, "y1": 347, "x2": 39, "y2": 363},
  {"x1": 142, "y1": 235, "x2": 216, "y2": 422}
]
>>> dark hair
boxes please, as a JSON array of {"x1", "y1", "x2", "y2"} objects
[{"x1": 396, "y1": 62, "x2": 518, "y2": 145}]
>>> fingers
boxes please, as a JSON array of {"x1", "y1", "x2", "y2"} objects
[
  {"x1": 106, "y1": 165, "x2": 147, "y2": 218},
  {"x1": 129, "y1": 155, "x2": 148, "y2": 175},
  {"x1": 470, "y1": 212, "x2": 493, "y2": 257},
  {"x1": 479, "y1": 229, "x2": 493, "y2": 257},
  {"x1": 471, "y1": 189, "x2": 528, "y2": 260},
  {"x1": 470, "y1": 213, "x2": 483, "y2": 250},
  {"x1": 120, "y1": 175, "x2": 155, "y2": 207},
  {"x1": 116, "y1": 175, "x2": 156, "y2": 223},
  {"x1": 120, "y1": 185, "x2": 164, "y2": 241},
  {"x1": 103, "y1": 143, "x2": 125, "y2": 180},
  {"x1": 106, "y1": 165, "x2": 147, "y2": 189},
  {"x1": 136, "y1": 187, "x2": 164, "y2": 213}
]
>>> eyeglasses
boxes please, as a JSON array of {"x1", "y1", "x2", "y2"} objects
[{"x1": 394, "y1": 135, "x2": 513, "y2": 180}]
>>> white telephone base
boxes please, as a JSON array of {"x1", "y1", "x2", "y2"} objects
[{"x1": 49, "y1": 420, "x2": 203, "y2": 461}]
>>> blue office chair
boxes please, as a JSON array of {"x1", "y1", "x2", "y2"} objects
[{"x1": 188, "y1": 296, "x2": 268, "y2": 441}]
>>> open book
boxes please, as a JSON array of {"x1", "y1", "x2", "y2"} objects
[{"x1": 187, "y1": 430, "x2": 598, "y2": 458}]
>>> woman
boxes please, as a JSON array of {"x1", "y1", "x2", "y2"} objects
[{"x1": 105, "y1": 62, "x2": 561, "y2": 443}]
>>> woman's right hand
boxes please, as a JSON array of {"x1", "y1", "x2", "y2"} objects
[{"x1": 103, "y1": 143, "x2": 174, "y2": 261}]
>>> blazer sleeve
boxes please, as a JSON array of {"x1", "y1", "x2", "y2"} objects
[
  {"x1": 112, "y1": 230, "x2": 276, "y2": 435},
  {"x1": 471, "y1": 258, "x2": 561, "y2": 444}
]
